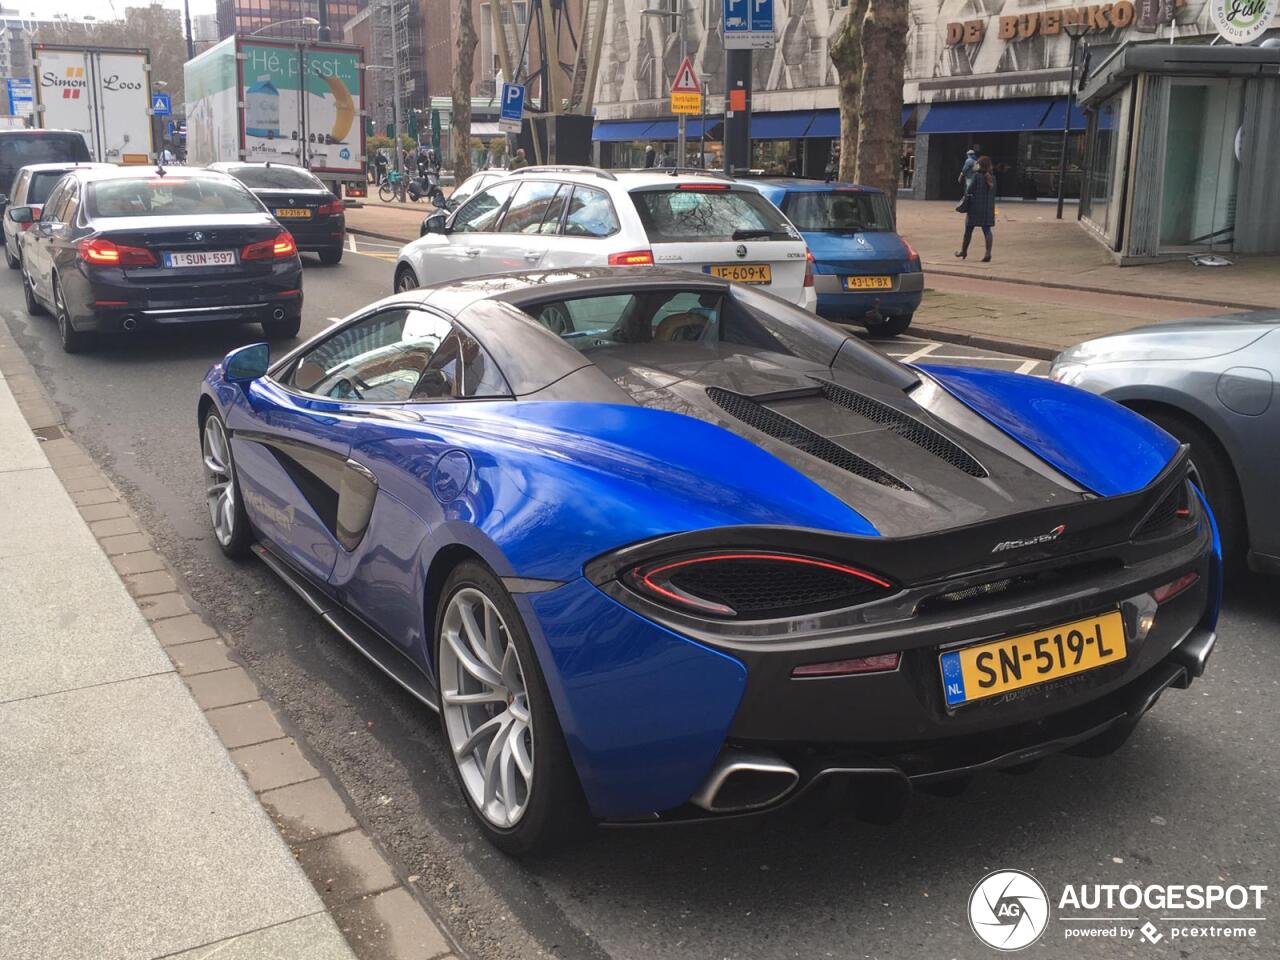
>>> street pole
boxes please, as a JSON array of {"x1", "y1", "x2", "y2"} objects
[
  {"x1": 1056, "y1": 26, "x2": 1084, "y2": 219},
  {"x1": 699, "y1": 74, "x2": 709, "y2": 168},
  {"x1": 676, "y1": 0, "x2": 686, "y2": 167},
  {"x1": 318, "y1": 0, "x2": 331, "y2": 42},
  {"x1": 182, "y1": 0, "x2": 194, "y2": 59},
  {"x1": 390, "y1": 0, "x2": 404, "y2": 201}
]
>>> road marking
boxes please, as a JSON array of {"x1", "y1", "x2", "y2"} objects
[
  {"x1": 346, "y1": 233, "x2": 357, "y2": 252},
  {"x1": 1015, "y1": 359, "x2": 1040, "y2": 375},
  {"x1": 899, "y1": 341, "x2": 941, "y2": 364},
  {"x1": 327, "y1": 316, "x2": 343, "y2": 325}
]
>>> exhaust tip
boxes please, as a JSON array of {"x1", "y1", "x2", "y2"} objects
[
  {"x1": 271, "y1": 307, "x2": 286, "y2": 321},
  {"x1": 690, "y1": 750, "x2": 799, "y2": 813},
  {"x1": 121, "y1": 316, "x2": 138, "y2": 332}
]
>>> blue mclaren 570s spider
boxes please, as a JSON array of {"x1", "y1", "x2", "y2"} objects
[{"x1": 198, "y1": 268, "x2": 1221, "y2": 854}]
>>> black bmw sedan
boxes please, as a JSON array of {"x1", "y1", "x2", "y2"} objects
[
  {"x1": 209, "y1": 162, "x2": 345, "y2": 264},
  {"x1": 17, "y1": 166, "x2": 303, "y2": 353}
]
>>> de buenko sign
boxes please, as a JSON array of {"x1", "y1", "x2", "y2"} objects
[{"x1": 945, "y1": 0, "x2": 1188, "y2": 45}]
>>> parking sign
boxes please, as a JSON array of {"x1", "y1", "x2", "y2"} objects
[
  {"x1": 499, "y1": 82, "x2": 525, "y2": 134},
  {"x1": 724, "y1": 0, "x2": 775, "y2": 50}
]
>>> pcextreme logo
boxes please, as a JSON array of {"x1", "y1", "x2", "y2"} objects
[{"x1": 966, "y1": 870, "x2": 1269, "y2": 950}]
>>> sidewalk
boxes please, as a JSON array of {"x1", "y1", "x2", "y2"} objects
[{"x1": 0, "y1": 334, "x2": 458, "y2": 959}]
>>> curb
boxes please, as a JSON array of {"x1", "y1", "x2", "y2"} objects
[
  {"x1": 921, "y1": 264, "x2": 1271, "y2": 313},
  {"x1": 909, "y1": 324, "x2": 1060, "y2": 361},
  {"x1": 348, "y1": 226, "x2": 416, "y2": 245},
  {"x1": 0, "y1": 332, "x2": 467, "y2": 960}
]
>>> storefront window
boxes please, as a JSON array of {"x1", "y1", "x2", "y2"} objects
[
  {"x1": 1082, "y1": 95, "x2": 1121, "y2": 234},
  {"x1": 1158, "y1": 78, "x2": 1243, "y2": 250},
  {"x1": 750, "y1": 139, "x2": 798, "y2": 175}
]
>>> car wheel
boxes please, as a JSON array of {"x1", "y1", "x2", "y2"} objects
[
  {"x1": 4, "y1": 240, "x2": 17, "y2": 269},
  {"x1": 865, "y1": 313, "x2": 912, "y2": 338},
  {"x1": 53, "y1": 278, "x2": 90, "y2": 354},
  {"x1": 201, "y1": 408, "x2": 253, "y2": 558},
  {"x1": 1144, "y1": 409, "x2": 1246, "y2": 570},
  {"x1": 261, "y1": 314, "x2": 302, "y2": 340},
  {"x1": 319, "y1": 245, "x2": 344, "y2": 265},
  {"x1": 22, "y1": 268, "x2": 45, "y2": 316},
  {"x1": 394, "y1": 264, "x2": 418, "y2": 294},
  {"x1": 435, "y1": 561, "x2": 586, "y2": 855}
]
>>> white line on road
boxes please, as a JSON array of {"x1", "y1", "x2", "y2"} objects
[
  {"x1": 347, "y1": 233, "x2": 357, "y2": 252},
  {"x1": 1015, "y1": 359, "x2": 1040, "y2": 375},
  {"x1": 899, "y1": 341, "x2": 941, "y2": 364}
]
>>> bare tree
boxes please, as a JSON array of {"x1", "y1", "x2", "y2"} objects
[
  {"x1": 452, "y1": 0, "x2": 479, "y2": 181},
  {"x1": 854, "y1": 0, "x2": 909, "y2": 211},
  {"x1": 827, "y1": 0, "x2": 869, "y2": 182}
]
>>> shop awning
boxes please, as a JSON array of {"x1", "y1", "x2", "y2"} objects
[
  {"x1": 471, "y1": 121, "x2": 504, "y2": 137},
  {"x1": 1039, "y1": 98, "x2": 1088, "y2": 132},
  {"x1": 592, "y1": 119, "x2": 659, "y2": 142},
  {"x1": 918, "y1": 98, "x2": 1054, "y2": 134},
  {"x1": 806, "y1": 110, "x2": 838, "y2": 138},
  {"x1": 751, "y1": 110, "x2": 816, "y2": 139}
]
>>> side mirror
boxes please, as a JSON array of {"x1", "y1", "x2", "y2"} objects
[
  {"x1": 224, "y1": 342, "x2": 270, "y2": 384},
  {"x1": 423, "y1": 212, "x2": 447, "y2": 235},
  {"x1": 7, "y1": 205, "x2": 33, "y2": 224}
]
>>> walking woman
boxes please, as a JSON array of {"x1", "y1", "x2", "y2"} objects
[{"x1": 955, "y1": 155, "x2": 996, "y2": 261}]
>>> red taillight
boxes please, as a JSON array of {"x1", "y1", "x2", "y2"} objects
[
  {"x1": 77, "y1": 237, "x2": 157, "y2": 266},
  {"x1": 608, "y1": 249, "x2": 654, "y2": 266},
  {"x1": 804, "y1": 250, "x2": 815, "y2": 287},
  {"x1": 676, "y1": 183, "x2": 730, "y2": 190},
  {"x1": 21, "y1": 205, "x2": 42, "y2": 230},
  {"x1": 317, "y1": 199, "x2": 344, "y2": 216},
  {"x1": 625, "y1": 552, "x2": 893, "y2": 619},
  {"x1": 902, "y1": 238, "x2": 920, "y2": 264},
  {"x1": 1151, "y1": 571, "x2": 1200, "y2": 604},
  {"x1": 242, "y1": 231, "x2": 298, "y2": 261},
  {"x1": 792, "y1": 653, "x2": 901, "y2": 678}
]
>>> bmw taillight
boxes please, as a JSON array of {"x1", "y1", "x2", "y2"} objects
[
  {"x1": 624, "y1": 552, "x2": 894, "y2": 619},
  {"x1": 77, "y1": 237, "x2": 157, "y2": 266},
  {"x1": 242, "y1": 231, "x2": 298, "y2": 261},
  {"x1": 608, "y1": 249, "x2": 654, "y2": 266},
  {"x1": 804, "y1": 250, "x2": 815, "y2": 287},
  {"x1": 317, "y1": 199, "x2": 344, "y2": 216}
]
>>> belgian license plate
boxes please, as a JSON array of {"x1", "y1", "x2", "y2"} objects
[
  {"x1": 706, "y1": 263, "x2": 772, "y2": 284},
  {"x1": 164, "y1": 250, "x2": 237, "y2": 268},
  {"x1": 275, "y1": 208, "x2": 312, "y2": 219},
  {"x1": 939, "y1": 611, "x2": 1126, "y2": 707},
  {"x1": 842, "y1": 275, "x2": 893, "y2": 290}
]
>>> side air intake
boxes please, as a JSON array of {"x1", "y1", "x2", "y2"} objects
[
  {"x1": 815, "y1": 379, "x2": 988, "y2": 478},
  {"x1": 705, "y1": 386, "x2": 910, "y2": 490}
]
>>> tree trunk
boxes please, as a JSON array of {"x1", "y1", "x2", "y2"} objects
[
  {"x1": 452, "y1": 0, "x2": 479, "y2": 181},
  {"x1": 854, "y1": 0, "x2": 909, "y2": 213},
  {"x1": 828, "y1": 0, "x2": 870, "y2": 182}
]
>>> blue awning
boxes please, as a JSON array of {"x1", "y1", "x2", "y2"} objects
[
  {"x1": 918, "y1": 98, "x2": 1054, "y2": 134},
  {"x1": 751, "y1": 110, "x2": 816, "y2": 139},
  {"x1": 806, "y1": 110, "x2": 839, "y2": 138},
  {"x1": 1040, "y1": 97, "x2": 1088, "y2": 131},
  {"x1": 592, "y1": 120, "x2": 657, "y2": 142},
  {"x1": 902, "y1": 104, "x2": 916, "y2": 128},
  {"x1": 684, "y1": 118, "x2": 722, "y2": 139}
]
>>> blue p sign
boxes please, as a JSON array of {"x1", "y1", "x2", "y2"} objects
[{"x1": 499, "y1": 82, "x2": 525, "y2": 132}]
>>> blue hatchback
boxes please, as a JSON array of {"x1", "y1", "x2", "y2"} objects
[{"x1": 750, "y1": 179, "x2": 923, "y2": 337}]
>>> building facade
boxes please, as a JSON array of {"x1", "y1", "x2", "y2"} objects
[
  {"x1": 590, "y1": 0, "x2": 1276, "y2": 201},
  {"x1": 216, "y1": 0, "x2": 367, "y2": 41}
]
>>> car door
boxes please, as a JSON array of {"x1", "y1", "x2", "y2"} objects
[
  {"x1": 414, "y1": 180, "x2": 519, "y2": 283},
  {"x1": 536, "y1": 184, "x2": 621, "y2": 270},
  {"x1": 4, "y1": 169, "x2": 29, "y2": 257},
  {"x1": 482, "y1": 179, "x2": 567, "y2": 271},
  {"x1": 227, "y1": 305, "x2": 426, "y2": 584},
  {"x1": 24, "y1": 177, "x2": 70, "y2": 301}
]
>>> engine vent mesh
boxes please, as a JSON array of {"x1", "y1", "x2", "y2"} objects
[
  {"x1": 665, "y1": 557, "x2": 888, "y2": 617},
  {"x1": 1134, "y1": 481, "x2": 1190, "y2": 539},
  {"x1": 705, "y1": 386, "x2": 909, "y2": 490},
  {"x1": 815, "y1": 379, "x2": 988, "y2": 478}
]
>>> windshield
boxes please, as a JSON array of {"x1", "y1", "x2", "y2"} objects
[
  {"x1": 631, "y1": 187, "x2": 795, "y2": 243},
  {"x1": 227, "y1": 165, "x2": 327, "y2": 191},
  {"x1": 28, "y1": 170, "x2": 69, "y2": 205},
  {"x1": 87, "y1": 178, "x2": 264, "y2": 218},
  {"x1": 782, "y1": 190, "x2": 894, "y2": 233},
  {"x1": 0, "y1": 134, "x2": 90, "y2": 175}
]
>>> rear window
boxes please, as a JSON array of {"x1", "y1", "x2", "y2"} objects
[
  {"x1": 0, "y1": 133, "x2": 90, "y2": 173},
  {"x1": 782, "y1": 190, "x2": 894, "y2": 233},
  {"x1": 226, "y1": 165, "x2": 328, "y2": 191},
  {"x1": 631, "y1": 187, "x2": 795, "y2": 243},
  {"x1": 28, "y1": 170, "x2": 69, "y2": 205},
  {"x1": 87, "y1": 178, "x2": 263, "y2": 218}
]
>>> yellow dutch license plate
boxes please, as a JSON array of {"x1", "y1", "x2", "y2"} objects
[
  {"x1": 707, "y1": 263, "x2": 772, "y2": 284},
  {"x1": 842, "y1": 275, "x2": 893, "y2": 290},
  {"x1": 939, "y1": 611, "x2": 1126, "y2": 707},
  {"x1": 275, "y1": 208, "x2": 312, "y2": 219}
]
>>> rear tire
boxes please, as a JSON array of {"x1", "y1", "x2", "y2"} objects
[
  {"x1": 201, "y1": 408, "x2": 253, "y2": 559},
  {"x1": 865, "y1": 313, "x2": 913, "y2": 338},
  {"x1": 262, "y1": 314, "x2": 302, "y2": 340},
  {"x1": 394, "y1": 264, "x2": 419, "y2": 294},
  {"x1": 53, "y1": 278, "x2": 89, "y2": 354},
  {"x1": 1143, "y1": 408, "x2": 1246, "y2": 570},
  {"x1": 22, "y1": 268, "x2": 45, "y2": 316},
  {"x1": 319, "y1": 246, "x2": 344, "y2": 266},
  {"x1": 5, "y1": 241, "x2": 18, "y2": 269},
  {"x1": 435, "y1": 561, "x2": 587, "y2": 856}
]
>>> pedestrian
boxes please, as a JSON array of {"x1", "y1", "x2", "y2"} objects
[
  {"x1": 159, "y1": 145, "x2": 174, "y2": 165},
  {"x1": 659, "y1": 147, "x2": 675, "y2": 168},
  {"x1": 643, "y1": 143, "x2": 656, "y2": 168},
  {"x1": 509, "y1": 147, "x2": 528, "y2": 169},
  {"x1": 374, "y1": 150, "x2": 388, "y2": 184},
  {"x1": 957, "y1": 148, "x2": 977, "y2": 191},
  {"x1": 955, "y1": 155, "x2": 996, "y2": 262}
]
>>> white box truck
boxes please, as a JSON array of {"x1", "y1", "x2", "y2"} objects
[
  {"x1": 185, "y1": 36, "x2": 365, "y2": 196},
  {"x1": 31, "y1": 44, "x2": 155, "y2": 164}
]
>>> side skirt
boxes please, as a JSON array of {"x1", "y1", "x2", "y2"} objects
[{"x1": 251, "y1": 542, "x2": 440, "y2": 713}]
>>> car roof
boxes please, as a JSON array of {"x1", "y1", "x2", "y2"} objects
[
  {"x1": 500, "y1": 166, "x2": 751, "y2": 190},
  {"x1": 68, "y1": 166, "x2": 240, "y2": 184},
  {"x1": 749, "y1": 178, "x2": 883, "y2": 195},
  {"x1": 16, "y1": 162, "x2": 112, "y2": 173},
  {"x1": 209, "y1": 161, "x2": 311, "y2": 173},
  {"x1": 0, "y1": 128, "x2": 84, "y2": 138}
]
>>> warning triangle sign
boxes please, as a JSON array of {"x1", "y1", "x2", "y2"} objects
[{"x1": 671, "y1": 57, "x2": 701, "y2": 94}]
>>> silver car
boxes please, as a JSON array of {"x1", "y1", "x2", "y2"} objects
[{"x1": 1050, "y1": 312, "x2": 1279, "y2": 575}]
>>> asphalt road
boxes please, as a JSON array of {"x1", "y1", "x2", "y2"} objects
[{"x1": 4, "y1": 244, "x2": 1276, "y2": 960}]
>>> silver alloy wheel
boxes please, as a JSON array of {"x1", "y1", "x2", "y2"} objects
[
  {"x1": 54, "y1": 283, "x2": 67, "y2": 336},
  {"x1": 395, "y1": 268, "x2": 416, "y2": 293},
  {"x1": 202, "y1": 415, "x2": 237, "y2": 547},
  {"x1": 439, "y1": 587, "x2": 534, "y2": 828}
]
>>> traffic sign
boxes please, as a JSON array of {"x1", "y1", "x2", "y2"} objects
[
  {"x1": 499, "y1": 81, "x2": 525, "y2": 134},
  {"x1": 723, "y1": 0, "x2": 776, "y2": 50},
  {"x1": 151, "y1": 92, "x2": 171, "y2": 116},
  {"x1": 670, "y1": 56, "x2": 702, "y2": 114}
]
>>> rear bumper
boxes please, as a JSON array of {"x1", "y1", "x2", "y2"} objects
[
  {"x1": 281, "y1": 217, "x2": 345, "y2": 251},
  {"x1": 814, "y1": 270, "x2": 923, "y2": 320}
]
